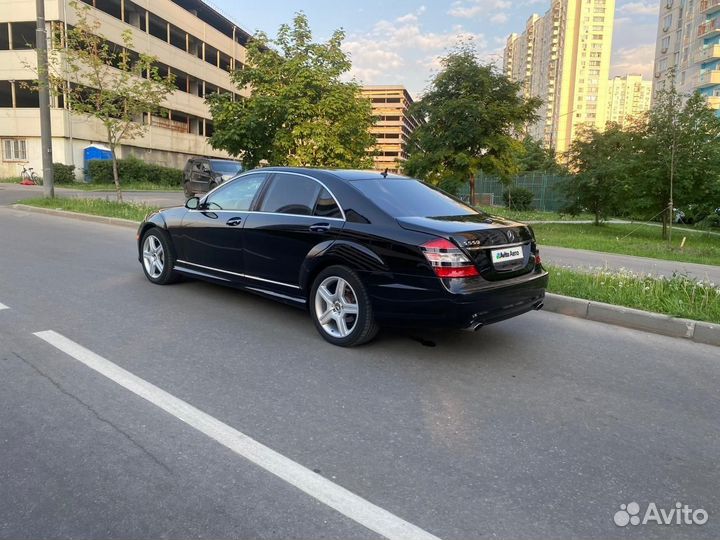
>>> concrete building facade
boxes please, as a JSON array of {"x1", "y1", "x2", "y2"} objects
[
  {"x1": 361, "y1": 85, "x2": 420, "y2": 174},
  {"x1": 652, "y1": 0, "x2": 720, "y2": 113},
  {"x1": 606, "y1": 74, "x2": 653, "y2": 126},
  {"x1": 503, "y1": 0, "x2": 615, "y2": 153},
  {"x1": 0, "y1": 0, "x2": 251, "y2": 179}
]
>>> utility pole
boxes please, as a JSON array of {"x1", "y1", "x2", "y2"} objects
[{"x1": 36, "y1": 0, "x2": 54, "y2": 198}]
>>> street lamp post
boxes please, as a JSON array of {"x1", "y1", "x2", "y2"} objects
[{"x1": 36, "y1": 0, "x2": 54, "y2": 198}]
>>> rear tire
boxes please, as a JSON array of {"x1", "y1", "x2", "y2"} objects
[
  {"x1": 141, "y1": 228, "x2": 181, "y2": 285},
  {"x1": 310, "y1": 265, "x2": 379, "y2": 347}
]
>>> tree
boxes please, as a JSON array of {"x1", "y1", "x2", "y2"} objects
[
  {"x1": 403, "y1": 45, "x2": 540, "y2": 197},
  {"x1": 561, "y1": 124, "x2": 638, "y2": 225},
  {"x1": 207, "y1": 13, "x2": 375, "y2": 169},
  {"x1": 631, "y1": 79, "x2": 720, "y2": 239},
  {"x1": 45, "y1": 1, "x2": 175, "y2": 202},
  {"x1": 518, "y1": 136, "x2": 563, "y2": 174}
]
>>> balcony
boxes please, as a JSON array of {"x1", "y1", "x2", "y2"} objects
[
  {"x1": 705, "y1": 95, "x2": 720, "y2": 108},
  {"x1": 701, "y1": 0, "x2": 720, "y2": 15},
  {"x1": 698, "y1": 69, "x2": 720, "y2": 87},
  {"x1": 698, "y1": 18, "x2": 720, "y2": 38},
  {"x1": 697, "y1": 44, "x2": 720, "y2": 63}
]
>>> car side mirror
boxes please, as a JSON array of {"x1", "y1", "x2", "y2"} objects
[{"x1": 185, "y1": 196, "x2": 200, "y2": 210}]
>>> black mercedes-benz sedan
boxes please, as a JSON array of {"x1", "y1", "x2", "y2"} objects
[{"x1": 137, "y1": 167, "x2": 548, "y2": 346}]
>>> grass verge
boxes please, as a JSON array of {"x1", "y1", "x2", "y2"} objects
[
  {"x1": 547, "y1": 265, "x2": 720, "y2": 324},
  {"x1": 60, "y1": 182, "x2": 181, "y2": 192},
  {"x1": 18, "y1": 197, "x2": 158, "y2": 222},
  {"x1": 477, "y1": 206, "x2": 597, "y2": 222},
  {"x1": 533, "y1": 222, "x2": 720, "y2": 266}
]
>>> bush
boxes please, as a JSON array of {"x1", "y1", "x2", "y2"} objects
[
  {"x1": 502, "y1": 187, "x2": 535, "y2": 210},
  {"x1": 698, "y1": 213, "x2": 720, "y2": 229},
  {"x1": 87, "y1": 156, "x2": 182, "y2": 186},
  {"x1": 53, "y1": 163, "x2": 76, "y2": 184}
]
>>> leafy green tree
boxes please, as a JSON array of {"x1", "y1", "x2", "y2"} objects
[
  {"x1": 404, "y1": 45, "x2": 540, "y2": 197},
  {"x1": 208, "y1": 13, "x2": 375, "y2": 169},
  {"x1": 561, "y1": 124, "x2": 639, "y2": 225},
  {"x1": 631, "y1": 81, "x2": 720, "y2": 239},
  {"x1": 44, "y1": 0, "x2": 175, "y2": 202},
  {"x1": 518, "y1": 136, "x2": 563, "y2": 173}
]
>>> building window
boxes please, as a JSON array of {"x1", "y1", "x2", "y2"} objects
[
  {"x1": 0, "y1": 23, "x2": 9, "y2": 50},
  {"x1": 0, "y1": 81, "x2": 11, "y2": 107},
  {"x1": 2, "y1": 139, "x2": 27, "y2": 161},
  {"x1": 10, "y1": 21, "x2": 36, "y2": 49}
]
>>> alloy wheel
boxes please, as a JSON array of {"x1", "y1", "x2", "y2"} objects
[
  {"x1": 142, "y1": 235, "x2": 165, "y2": 279},
  {"x1": 314, "y1": 276, "x2": 359, "y2": 338}
]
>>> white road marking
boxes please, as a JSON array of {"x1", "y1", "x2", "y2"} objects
[
  {"x1": 34, "y1": 330, "x2": 441, "y2": 540},
  {"x1": 0, "y1": 302, "x2": 9, "y2": 311}
]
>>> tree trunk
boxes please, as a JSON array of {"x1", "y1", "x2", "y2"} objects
[
  {"x1": 661, "y1": 210, "x2": 668, "y2": 240},
  {"x1": 594, "y1": 209, "x2": 600, "y2": 226},
  {"x1": 469, "y1": 175, "x2": 475, "y2": 206},
  {"x1": 110, "y1": 146, "x2": 123, "y2": 203}
]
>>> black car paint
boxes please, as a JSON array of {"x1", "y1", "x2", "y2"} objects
[{"x1": 138, "y1": 168, "x2": 548, "y2": 329}]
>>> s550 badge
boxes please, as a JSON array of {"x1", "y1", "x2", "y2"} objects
[{"x1": 464, "y1": 239, "x2": 484, "y2": 247}]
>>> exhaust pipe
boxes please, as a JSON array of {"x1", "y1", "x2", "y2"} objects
[
  {"x1": 535, "y1": 301, "x2": 544, "y2": 311},
  {"x1": 464, "y1": 320, "x2": 484, "y2": 332}
]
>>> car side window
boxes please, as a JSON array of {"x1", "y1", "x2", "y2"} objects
[
  {"x1": 313, "y1": 187, "x2": 343, "y2": 219},
  {"x1": 204, "y1": 173, "x2": 268, "y2": 211},
  {"x1": 259, "y1": 174, "x2": 321, "y2": 216}
]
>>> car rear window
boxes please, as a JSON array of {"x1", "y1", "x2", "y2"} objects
[
  {"x1": 210, "y1": 160, "x2": 243, "y2": 174},
  {"x1": 351, "y1": 179, "x2": 477, "y2": 218}
]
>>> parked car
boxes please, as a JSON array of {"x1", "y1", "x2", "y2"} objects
[
  {"x1": 138, "y1": 168, "x2": 548, "y2": 347},
  {"x1": 183, "y1": 158, "x2": 243, "y2": 197}
]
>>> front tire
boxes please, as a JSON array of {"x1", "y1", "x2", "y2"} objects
[
  {"x1": 310, "y1": 265, "x2": 379, "y2": 347},
  {"x1": 141, "y1": 228, "x2": 180, "y2": 285}
]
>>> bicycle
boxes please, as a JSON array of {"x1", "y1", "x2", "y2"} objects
[{"x1": 20, "y1": 165, "x2": 42, "y2": 185}]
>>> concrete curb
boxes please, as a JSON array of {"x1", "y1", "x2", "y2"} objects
[
  {"x1": 11, "y1": 204, "x2": 140, "y2": 229},
  {"x1": 544, "y1": 292, "x2": 720, "y2": 347},
  {"x1": 7, "y1": 203, "x2": 720, "y2": 348}
]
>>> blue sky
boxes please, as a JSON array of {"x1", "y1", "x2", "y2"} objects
[{"x1": 213, "y1": 0, "x2": 660, "y2": 97}]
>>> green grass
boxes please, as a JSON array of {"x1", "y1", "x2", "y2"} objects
[
  {"x1": 533, "y1": 222, "x2": 720, "y2": 266},
  {"x1": 18, "y1": 197, "x2": 159, "y2": 222},
  {"x1": 59, "y1": 182, "x2": 181, "y2": 192},
  {"x1": 477, "y1": 206, "x2": 596, "y2": 222},
  {"x1": 547, "y1": 265, "x2": 720, "y2": 324}
]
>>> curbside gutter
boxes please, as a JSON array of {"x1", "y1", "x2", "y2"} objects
[
  {"x1": 9, "y1": 203, "x2": 720, "y2": 348},
  {"x1": 543, "y1": 293, "x2": 720, "y2": 347}
]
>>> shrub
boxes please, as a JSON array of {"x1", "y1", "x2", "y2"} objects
[
  {"x1": 502, "y1": 187, "x2": 535, "y2": 210},
  {"x1": 53, "y1": 163, "x2": 76, "y2": 184},
  {"x1": 87, "y1": 156, "x2": 182, "y2": 186},
  {"x1": 698, "y1": 213, "x2": 720, "y2": 229}
]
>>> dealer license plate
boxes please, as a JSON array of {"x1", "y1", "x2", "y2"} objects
[{"x1": 491, "y1": 246, "x2": 524, "y2": 264}]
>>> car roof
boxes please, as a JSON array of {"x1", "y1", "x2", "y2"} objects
[{"x1": 257, "y1": 167, "x2": 409, "y2": 182}]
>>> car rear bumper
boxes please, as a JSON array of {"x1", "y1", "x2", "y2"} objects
[{"x1": 367, "y1": 269, "x2": 549, "y2": 329}]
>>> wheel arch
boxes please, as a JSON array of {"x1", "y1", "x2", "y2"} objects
[
  {"x1": 136, "y1": 213, "x2": 169, "y2": 261},
  {"x1": 299, "y1": 240, "x2": 388, "y2": 301}
]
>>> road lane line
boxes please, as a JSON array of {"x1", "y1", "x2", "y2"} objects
[
  {"x1": 0, "y1": 302, "x2": 9, "y2": 310},
  {"x1": 33, "y1": 330, "x2": 441, "y2": 540}
]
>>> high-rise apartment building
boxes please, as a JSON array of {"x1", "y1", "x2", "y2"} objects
[
  {"x1": 0, "y1": 0, "x2": 250, "y2": 179},
  {"x1": 606, "y1": 74, "x2": 653, "y2": 126},
  {"x1": 361, "y1": 86, "x2": 420, "y2": 174},
  {"x1": 503, "y1": 0, "x2": 615, "y2": 153},
  {"x1": 652, "y1": 0, "x2": 720, "y2": 113}
]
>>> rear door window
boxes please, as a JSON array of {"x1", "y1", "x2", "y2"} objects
[
  {"x1": 259, "y1": 173, "x2": 322, "y2": 216},
  {"x1": 313, "y1": 187, "x2": 343, "y2": 219},
  {"x1": 351, "y1": 179, "x2": 477, "y2": 217}
]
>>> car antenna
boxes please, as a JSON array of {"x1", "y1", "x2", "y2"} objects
[{"x1": 381, "y1": 168, "x2": 388, "y2": 178}]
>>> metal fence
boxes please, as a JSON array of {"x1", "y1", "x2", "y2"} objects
[{"x1": 459, "y1": 171, "x2": 571, "y2": 212}]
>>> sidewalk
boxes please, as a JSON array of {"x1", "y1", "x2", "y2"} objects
[{"x1": 542, "y1": 245, "x2": 720, "y2": 283}]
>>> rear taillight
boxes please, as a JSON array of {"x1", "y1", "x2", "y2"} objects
[
  {"x1": 421, "y1": 238, "x2": 479, "y2": 278},
  {"x1": 534, "y1": 251, "x2": 541, "y2": 266}
]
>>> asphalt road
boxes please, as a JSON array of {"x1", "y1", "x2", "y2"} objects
[{"x1": 0, "y1": 205, "x2": 718, "y2": 540}]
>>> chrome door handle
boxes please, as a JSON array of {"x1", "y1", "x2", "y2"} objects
[
  {"x1": 309, "y1": 223, "x2": 330, "y2": 233},
  {"x1": 226, "y1": 217, "x2": 242, "y2": 227}
]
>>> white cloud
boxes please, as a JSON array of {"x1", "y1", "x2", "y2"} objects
[
  {"x1": 610, "y1": 43, "x2": 656, "y2": 79},
  {"x1": 617, "y1": 1, "x2": 658, "y2": 16},
  {"x1": 448, "y1": 0, "x2": 511, "y2": 20},
  {"x1": 343, "y1": 11, "x2": 490, "y2": 94}
]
